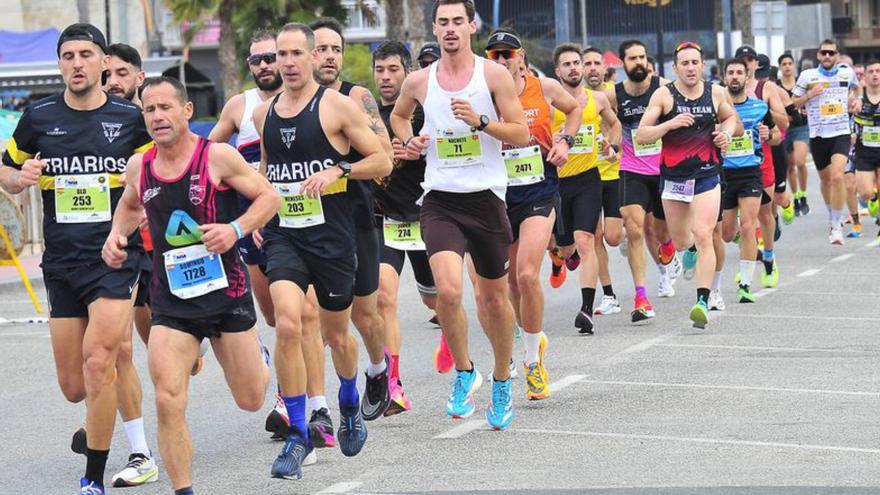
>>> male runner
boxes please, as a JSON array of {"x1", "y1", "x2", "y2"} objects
[
  {"x1": 853, "y1": 60, "x2": 880, "y2": 237},
  {"x1": 840, "y1": 56, "x2": 864, "y2": 236},
  {"x1": 254, "y1": 23, "x2": 391, "y2": 477},
  {"x1": 791, "y1": 38, "x2": 861, "y2": 245},
  {"x1": 417, "y1": 42, "x2": 441, "y2": 69},
  {"x1": 778, "y1": 52, "x2": 812, "y2": 216},
  {"x1": 391, "y1": 0, "x2": 529, "y2": 429},
  {"x1": 309, "y1": 17, "x2": 394, "y2": 421},
  {"x1": 0, "y1": 24, "x2": 153, "y2": 495},
  {"x1": 582, "y1": 46, "x2": 625, "y2": 316},
  {"x1": 372, "y1": 40, "x2": 437, "y2": 414},
  {"x1": 103, "y1": 76, "x2": 276, "y2": 495},
  {"x1": 637, "y1": 41, "x2": 740, "y2": 329},
  {"x1": 720, "y1": 58, "x2": 778, "y2": 303},
  {"x1": 548, "y1": 42, "x2": 620, "y2": 334},
  {"x1": 485, "y1": 29, "x2": 580, "y2": 398},
  {"x1": 604, "y1": 39, "x2": 681, "y2": 323}
]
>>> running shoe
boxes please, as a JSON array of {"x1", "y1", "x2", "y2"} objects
[
  {"x1": 801, "y1": 196, "x2": 811, "y2": 215},
  {"x1": 271, "y1": 428, "x2": 313, "y2": 479},
  {"x1": 337, "y1": 404, "x2": 368, "y2": 457},
  {"x1": 847, "y1": 224, "x2": 863, "y2": 238},
  {"x1": 761, "y1": 260, "x2": 779, "y2": 288},
  {"x1": 793, "y1": 196, "x2": 801, "y2": 216},
  {"x1": 869, "y1": 196, "x2": 879, "y2": 218},
  {"x1": 689, "y1": 300, "x2": 710, "y2": 329},
  {"x1": 574, "y1": 309, "x2": 594, "y2": 335},
  {"x1": 657, "y1": 273, "x2": 675, "y2": 298},
  {"x1": 508, "y1": 358, "x2": 518, "y2": 379},
  {"x1": 513, "y1": 322, "x2": 523, "y2": 340},
  {"x1": 733, "y1": 230, "x2": 742, "y2": 244},
  {"x1": 265, "y1": 393, "x2": 290, "y2": 440},
  {"x1": 708, "y1": 288, "x2": 725, "y2": 311},
  {"x1": 308, "y1": 408, "x2": 336, "y2": 448},
  {"x1": 548, "y1": 250, "x2": 567, "y2": 288},
  {"x1": 682, "y1": 249, "x2": 698, "y2": 280},
  {"x1": 781, "y1": 201, "x2": 795, "y2": 225},
  {"x1": 593, "y1": 295, "x2": 621, "y2": 315},
  {"x1": 667, "y1": 253, "x2": 683, "y2": 282},
  {"x1": 829, "y1": 226, "x2": 845, "y2": 245},
  {"x1": 631, "y1": 295, "x2": 655, "y2": 323},
  {"x1": 361, "y1": 354, "x2": 391, "y2": 421},
  {"x1": 384, "y1": 379, "x2": 412, "y2": 416},
  {"x1": 79, "y1": 478, "x2": 104, "y2": 495},
  {"x1": 738, "y1": 284, "x2": 756, "y2": 303},
  {"x1": 525, "y1": 362, "x2": 550, "y2": 400},
  {"x1": 565, "y1": 250, "x2": 581, "y2": 271},
  {"x1": 111, "y1": 453, "x2": 159, "y2": 487},
  {"x1": 433, "y1": 333, "x2": 454, "y2": 374},
  {"x1": 774, "y1": 216, "x2": 782, "y2": 241},
  {"x1": 446, "y1": 368, "x2": 482, "y2": 418},
  {"x1": 71, "y1": 427, "x2": 87, "y2": 455},
  {"x1": 486, "y1": 378, "x2": 515, "y2": 430}
]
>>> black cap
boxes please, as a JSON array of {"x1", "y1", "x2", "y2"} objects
[
  {"x1": 57, "y1": 23, "x2": 108, "y2": 56},
  {"x1": 486, "y1": 31, "x2": 522, "y2": 50},
  {"x1": 417, "y1": 42, "x2": 441, "y2": 61},
  {"x1": 734, "y1": 45, "x2": 758, "y2": 60},
  {"x1": 755, "y1": 54, "x2": 771, "y2": 78}
]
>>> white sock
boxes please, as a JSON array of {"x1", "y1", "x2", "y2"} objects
[
  {"x1": 123, "y1": 417, "x2": 150, "y2": 456},
  {"x1": 523, "y1": 331, "x2": 544, "y2": 365},
  {"x1": 834, "y1": 209, "x2": 846, "y2": 227},
  {"x1": 739, "y1": 259, "x2": 756, "y2": 287},
  {"x1": 307, "y1": 395, "x2": 329, "y2": 413},
  {"x1": 712, "y1": 270, "x2": 723, "y2": 290},
  {"x1": 366, "y1": 358, "x2": 387, "y2": 378}
]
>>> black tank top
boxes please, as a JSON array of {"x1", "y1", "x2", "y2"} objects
[
  {"x1": 140, "y1": 137, "x2": 250, "y2": 318},
  {"x1": 262, "y1": 86, "x2": 354, "y2": 259},
  {"x1": 616, "y1": 75, "x2": 661, "y2": 130},
  {"x1": 337, "y1": 80, "x2": 377, "y2": 229},
  {"x1": 855, "y1": 92, "x2": 880, "y2": 160},
  {"x1": 659, "y1": 82, "x2": 720, "y2": 179}
]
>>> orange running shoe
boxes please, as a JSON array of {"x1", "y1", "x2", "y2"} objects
[{"x1": 548, "y1": 249, "x2": 567, "y2": 288}]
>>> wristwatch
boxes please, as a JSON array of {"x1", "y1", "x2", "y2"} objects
[
  {"x1": 610, "y1": 143, "x2": 621, "y2": 153},
  {"x1": 476, "y1": 114, "x2": 490, "y2": 131},
  {"x1": 337, "y1": 161, "x2": 352, "y2": 178},
  {"x1": 560, "y1": 134, "x2": 575, "y2": 148}
]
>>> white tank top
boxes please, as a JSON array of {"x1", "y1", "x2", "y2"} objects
[
  {"x1": 421, "y1": 56, "x2": 504, "y2": 201},
  {"x1": 237, "y1": 88, "x2": 262, "y2": 166}
]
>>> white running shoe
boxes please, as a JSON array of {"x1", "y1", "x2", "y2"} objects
[
  {"x1": 111, "y1": 453, "x2": 159, "y2": 487},
  {"x1": 708, "y1": 289, "x2": 726, "y2": 311},
  {"x1": 593, "y1": 295, "x2": 622, "y2": 315},
  {"x1": 668, "y1": 254, "x2": 683, "y2": 283},
  {"x1": 657, "y1": 273, "x2": 675, "y2": 298},
  {"x1": 303, "y1": 448, "x2": 317, "y2": 466},
  {"x1": 829, "y1": 226, "x2": 845, "y2": 245}
]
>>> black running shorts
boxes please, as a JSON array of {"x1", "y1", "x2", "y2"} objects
[
  {"x1": 264, "y1": 236, "x2": 356, "y2": 312},
  {"x1": 506, "y1": 194, "x2": 557, "y2": 243},
  {"x1": 772, "y1": 143, "x2": 788, "y2": 193},
  {"x1": 556, "y1": 167, "x2": 602, "y2": 246},
  {"x1": 380, "y1": 244, "x2": 436, "y2": 297},
  {"x1": 601, "y1": 179, "x2": 621, "y2": 218},
  {"x1": 619, "y1": 170, "x2": 665, "y2": 220},
  {"x1": 353, "y1": 225, "x2": 381, "y2": 297},
  {"x1": 44, "y1": 254, "x2": 143, "y2": 318},
  {"x1": 151, "y1": 301, "x2": 257, "y2": 341},
  {"x1": 810, "y1": 135, "x2": 851, "y2": 171},
  {"x1": 722, "y1": 167, "x2": 764, "y2": 210}
]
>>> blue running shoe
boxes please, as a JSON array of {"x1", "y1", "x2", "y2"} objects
[
  {"x1": 446, "y1": 368, "x2": 482, "y2": 418},
  {"x1": 486, "y1": 378, "x2": 515, "y2": 430},
  {"x1": 337, "y1": 404, "x2": 368, "y2": 457},
  {"x1": 271, "y1": 429, "x2": 313, "y2": 480},
  {"x1": 79, "y1": 478, "x2": 104, "y2": 495},
  {"x1": 682, "y1": 249, "x2": 698, "y2": 280}
]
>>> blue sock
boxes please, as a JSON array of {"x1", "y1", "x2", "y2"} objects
[
  {"x1": 175, "y1": 488, "x2": 194, "y2": 495},
  {"x1": 763, "y1": 249, "x2": 774, "y2": 261},
  {"x1": 283, "y1": 394, "x2": 308, "y2": 441},
  {"x1": 337, "y1": 373, "x2": 359, "y2": 408}
]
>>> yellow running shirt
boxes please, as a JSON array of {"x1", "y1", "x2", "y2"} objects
[{"x1": 552, "y1": 87, "x2": 598, "y2": 178}]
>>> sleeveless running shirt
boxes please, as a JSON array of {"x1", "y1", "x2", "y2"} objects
[
  {"x1": 854, "y1": 91, "x2": 880, "y2": 162},
  {"x1": 725, "y1": 97, "x2": 773, "y2": 169},
  {"x1": 262, "y1": 87, "x2": 354, "y2": 258},
  {"x1": 421, "y1": 56, "x2": 504, "y2": 201},
  {"x1": 792, "y1": 64, "x2": 859, "y2": 139},
  {"x1": 338, "y1": 80, "x2": 377, "y2": 229},
  {"x1": 237, "y1": 88, "x2": 263, "y2": 167},
  {"x1": 659, "y1": 82, "x2": 721, "y2": 179},
  {"x1": 506, "y1": 74, "x2": 556, "y2": 205},
  {"x1": 140, "y1": 138, "x2": 250, "y2": 318},
  {"x1": 375, "y1": 102, "x2": 427, "y2": 222},
  {"x1": 552, "y1": 87, "x2": 598, "y2": 178},
  {"x1": 616, "y1": 76, "x2": 663, "y2": 176}
]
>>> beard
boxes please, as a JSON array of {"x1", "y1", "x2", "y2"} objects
[
  {"x1": 727, "y1": 83, "x2": 744, "y2": 96},
  {"x1": 562, "y1": 74, "x2": 582, "y2": 88},
  {"x1": 314, "y1": 67, "x2": 339, "y2": 86},
  {"x1": 253, "y1": 71, "x2": 282, "y2": 91},
  {"x1": 626, "y1": 64, "x2": 649, "y2": 83}
]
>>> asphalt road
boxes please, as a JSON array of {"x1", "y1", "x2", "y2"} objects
[{"x1": 1, "y1": 178, "x2": 879, "y2": 495}]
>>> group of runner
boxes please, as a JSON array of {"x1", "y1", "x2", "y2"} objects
[{"x1": 2, "y1": 1, "x2": 879, "y2": 493}]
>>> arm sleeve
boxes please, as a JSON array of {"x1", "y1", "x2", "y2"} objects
[
  {"x1": 762, "y1": 109, "x2": 777, "y2": 129},
  {"x1": 1, "y1": 108, "x2": 36, "y2": 169}
]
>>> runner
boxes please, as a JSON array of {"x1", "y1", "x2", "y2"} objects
[
  {"x1": 485, "y1": 29, "x2": 580, "y2": 397},
  {"x1": 254, "y1": 23, "x2": 391, "y2": 477},
  {"x1": 417, "y1": 42, "x2": 441, "y2": 69},
  {"x1": 841, "y1": 56, "x2": 864, "y2": 237},
  {"x1": 791, "y1": 38, "x2": 862, "y2": 245},
  {"x1": 0, "y1": 24, "x2": 153, "y2": 495},
  {"x1": 720, "y1": 58, "x2": 778, "y2": 303},
  {"x1": 778, "y1": 52, "x2": 812, "y2": 217},
  {"x1": 102, "y1": 76, "x2": 276, "y2": 495},
  {"x1": 853, "y1": 60, "x2": 880, "y2": 238},
  {"x1": 637, "y1": 41, "x2": 741, "y2": 329},
  {"x1": 390, "y1": 0, "x2": 529, "y2": 429},
  {"x1": 582, "y1": 46, "x2": 624, "y2": 316},
  {"x1": 309, "y1": 17, "x2": 394, "y2": 421},
  {"x1": 604, "y1": 39, "x2": 681, "y2": 324}
]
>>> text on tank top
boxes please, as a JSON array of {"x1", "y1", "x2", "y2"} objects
[
  {"x1": 617, "y1": 76, "x2": 663, "y2": 175},
  {"x1": 659, "y1": 81, "x2": 720, "y2": 179}
]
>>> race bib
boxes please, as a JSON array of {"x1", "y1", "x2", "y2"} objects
[
  {"x1": 726, "y1": 130, "x2": 756, "y2": 158},
  {"x1": 570, "y1": 124, "x2": 595, "y2": 154},
  {"x1": 274, "y1": 183, "x2": 325, "y2": 229},
  {"x1": 503, "y1": 145, "x2": 544, "y2": 186},
  {"x1": 435, "y1": 131, "x2": 483, "y2": 168},
  {"x1": 54, "y1": 173, "x2": 111, "y2": 224},
  {"x1": 863, "y1": 126, "x2": 880, "y2": 147},
  {"x1": 632, "y1": 129, "x2": 662, "y2": 157},
  {"x1": 661, "y1": 178, "x2": 696, "y2": 203},
  {"x1": 164, "y1": 244, "x2": 228, "y2": 300},
  {"x1": 383, "y1": 218, "x2": 425, "y2": 251},
  {"x1": 820, "y1": 102, "x2": 844, "y2": 116}
]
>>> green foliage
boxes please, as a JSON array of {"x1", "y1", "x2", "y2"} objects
[{"x1": 341, "y1": 43, "x2": 378, "y2": 95}]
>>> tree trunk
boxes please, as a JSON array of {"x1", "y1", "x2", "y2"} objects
[
  {"x1": 76, "y1": 0, "x2": 90, "y2": 23},
  {"x1": 217, "y1": 0, "x2": 239, "y2": 102},
  {"x1": 734, "y1": 0, "x2": 754, "y2": 46},
  {"x1": 406, "y1": 0, "x2": 427, "y2": 53},
  {"x1": 386, "y1": 0, "x2": 406, "y2": 42}
]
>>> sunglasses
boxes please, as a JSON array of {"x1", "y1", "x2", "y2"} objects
[
  {"x1": 419, "y1": 58, "x2": 436, "y2": 69},
  {"x1": 486, "y1": 48, "x2": 521, "y2": 61},
  {"x1": 247, "y1": 52, "x2": 277, "y2": 66},
  {"x1": 675, "y1": 41, "x2": 702, "y2": 54},
  {"x1": 819, "y1": 50, "x2": 838, "y2": 57}
]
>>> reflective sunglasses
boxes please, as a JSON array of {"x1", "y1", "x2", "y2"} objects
[
  {"x1": 674, "y1": 41, "x2": 702, "y2": 54},
  {"x1": 819, "y1": 49, "x2": 838, "y2": 57},
  {"x1": 485, "y1": 48, "x2": 521, "y2": 61}
]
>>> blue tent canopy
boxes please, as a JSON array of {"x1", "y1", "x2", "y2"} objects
[{"x1": 0, "y1": 28, "x2": 60, "y2": 64}]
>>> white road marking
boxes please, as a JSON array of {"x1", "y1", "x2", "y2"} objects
[
  {"x1": 655, "y1": 343, "x2": 852, "y2": 354},
  {"x1": 315, "y1": 482, "x2": 364, "y2": 494},
  {"x1": 512, "y1": 428, "x2": 880, "y2": 454},
  {"x1": 577, "y1": 379, "x2": 880, "y2": 397},
  {"x1": 867, "y1": 238, "x2": 880, "y2": 248},
  {"x1": 0, "y1": 317, "x2": 48, "y2": 326},
  {"x1": 781, "y1": 290, "x2": 880, "y2": 297},
  {"x1": 830, "y1": 253, "x2": 855, "y2": 263},
  {"x1": 600, "y1": 334, "x2": 672, "y2": 365},
  {"x1": 548, "y1": 374, "x2": 588, "y2": 393},
  {"x1": 725, "y1": 313, "x2": 880, "y2": 322},
  {"x1": 0, "y1": 331, "x2": 49, "y2": 337},
  {"x1": 797, "y1": 268, "x2": 821, "y2": 277}
]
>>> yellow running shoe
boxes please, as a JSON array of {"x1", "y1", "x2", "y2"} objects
[{"x1": 525, "y1": 362, "x2": 550, "y2": 400}]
